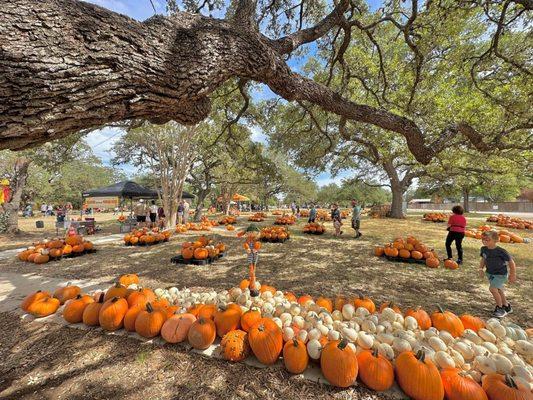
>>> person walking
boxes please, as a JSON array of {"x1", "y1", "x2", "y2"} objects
[
  {"x1": 183, "y1": 199, "x2": 190, "y2": 224},
  {"x1": 40, "y1": 203, "x2": 46, "y2": 216},
  {"x1": 290, "y1": 201, "x2": 296, "y2": 215},
  {"x1": 134, "y1": 199, "x2": 147, "y2": 227},
  {"x1": 308, "y1": 204, "x2": 317, "y2": 223},
  {"x1": 445, "y1": 205, "x2": 467, "y2": 264},
  {"x1": 351, "y1": 199, "x2": 362, "y2": 238},
  {"x1": 149, "y1": 200, "x2": 158, "y2": 228},
  {"x1": 331, "y1": 203, "x2": 343, "y2": 236},
  {"x1": 177, "y1": 201, "x2": 184, "y2": 225}
]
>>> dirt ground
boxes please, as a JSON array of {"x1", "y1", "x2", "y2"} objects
[{"x1": 0, "y1": 213, "x2": 531, "y2": 399}]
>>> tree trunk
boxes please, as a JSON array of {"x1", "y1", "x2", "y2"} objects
[
  {"x1": 1, "y1": 158, "x2": 30, "y2": 233},
  {"x1": 194, "y1": 191, "x2": 208, "y2": 222},
  {"x1": 0, "y1": 0, "x2": 442, "y2": 164},
  {"x1": 463, "y1": 187, "x2": 470, "y2": 213},
  {"x1": 390, "y1": 184, "x2": 405, "y2": 219}
]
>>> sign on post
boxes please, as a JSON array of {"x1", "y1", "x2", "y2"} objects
[{"x1": 85, "y1": 196, "x2": 119, "y2": 210}]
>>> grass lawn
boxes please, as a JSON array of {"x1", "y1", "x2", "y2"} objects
[{"x1": 0, "y1": 212, "x2": 531, "y2": 399}]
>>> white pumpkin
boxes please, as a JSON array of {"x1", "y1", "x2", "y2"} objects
[
  {"x1": 468, "y1": 370, "x2": 482, "y2": 383},
  {"x1": 505, "y1": 325, "x2": 528, "y2": 341},
  {"x1": 361, "y1": 320, "x2": 376, "y2": 334},
  {"x1": 317, "y1": 323, "x2": 329, "y2": 337},
  {"x1": 290, "y1": 304, "x2": 301, "y2": 316},
  {"x1": 482, "y1": 342, "x2": 498, "y2": 354},
  {"x1": 328, "y1": 330, "x2": 340, "y2": 341},
  {"x1": 376, "y1": 324, "x2": 386, "y2": 335},
  {"x1": 377, "y1": 343, "x2": 395, "y2": 360},
  {"x1": 367, "y1": 314, "x2": 379, "y2": 325},
  {"x1": 307, "y1": 339, "x2": 323, "y2": 360},
  {"x1": 472, "y1": 344, "x2": 490, "y2": 357},
  {"x1": 282, "y1": 327, "x2": 295, "y2": 342},
  {"x1": 292, "y1": 316, "x2": 305, "y2": 329},
  {"x1": 272, "y1": 317, "x2": 282, "y2": 329},
  {"x1": 377, "y1": 333, "x2": 394, "y2": 345},
  {"x1": 424, "y1": 327, "x2": 439, "y2": 339},
  {"x1": 261, "y1": 302, "x2": 275, "y2": 316},
  {"x1": 395, "y1": 314, "x2": 405, "y2": 325},
  {"x1": 332, "y1": 310, "x2": 343, "y2": 321},
  {"x1": 380, "y1": 321, "x2": 393, "y2": 333},
  {"x1": 341, "y1": 327, "x2": 358, "y2": 342},
  {"x1": 491, "y1": 354, "x2": 513, "y2": 374},
  {"x1": 321, "y1": 314, "x2": 333, "y2": 325},
  {"x1": 438, "y1": 330, "x2": 454, "y2": 346},
  {"x1": 261, "y1": 291, "x2": 273, "y2": 300},
  {"x1": 347, "y1": 342, "x2": 357, "y2": 353},
  {"x1": 392, "y1": 321, "x2": 404, "y2": 332},
  {"x1": 357, "y1": 331, "x2": 374, "y2": 349},
  {"x1": 280, "y1": 312, "x2": 292, "y2": 324},
  {"x1": 513, "y1": 376, "x2": 533, "y2": 392},
  {"x1": 380, "y1": 308, "x2": 396, "y2": 323},
  {"x1": 513, "y1": 365, "x2": 533, "y2": 382},
  {"x1": 428, "y1": 336, "x2": 447, "y2": 352},
  {"x1": 392, "y1": 338, "x2": 412, "y2": 355},
  {"x1": 462, "y1": 329, "x2": 483, "y2": 345},
  {"x1": 297, "y1": 329, "x2": 308, "y2": 343},
  {"x1": 478, "y1": 328, "x2": 497, "y2": 343},
  {"x1": 515, "y1": 340, "x2": 533, "y2": 357},
  {"x1": 505, "y1": 353, "x2": 526, "y2": 367},
  {"x1": 342, "y1": 304, "x2": 355, "y2": 320},
  {"x1": 404, "y1": 316, "x2": 418, "y2": 331},
  {"x1": 489, "y1": 322, "x2": 507, "y2": 339},
  {"x1": 434, "y1": 351, "x2": 455, "y2": 369},
  {"x1": 450, "y1": 349, "x2": 465, "y2": 367},
  {"x1": 355, "y1": 307, "x2": 370, "y2": 318},
  {"x1": 473, "y1": 355, "x2": 497, "y2": 375},
  {"x1": 453, "y1": 341, "x2": 475, "y2": 361},
  {"x1": 307, "y1": 328, "x2": 321, "y2": 341}
]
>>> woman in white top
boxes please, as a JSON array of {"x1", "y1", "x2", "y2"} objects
[{"x1": 149, "y1": 200, "x2": 158, "y2": 227}]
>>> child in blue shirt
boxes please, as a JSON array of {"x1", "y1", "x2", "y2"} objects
[{"x1": 479, "y1": 230, "x2": 517, "y2": 318}]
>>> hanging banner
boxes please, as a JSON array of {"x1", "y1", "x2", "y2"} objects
[
  {"x1": 85, "y1": 196, "x2": 119, "y2": 209},
  {"x1": 0, "y1": 179, "x2": 10, "y2": 205}
]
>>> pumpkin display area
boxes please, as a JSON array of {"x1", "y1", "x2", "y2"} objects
[
  {"x1": 374, "y1": 236, "x2": 446, "y2": 269},
  {"x1": 248, "y1": 213, "x2": 267, "y2": 222},
  {"x1": 17, "y1": 235, "x2": 96, "y2": 264},
  {"x1": 19, "y1": 275, "x2": 533, "y2": 397},
  {"x1": 274, "y1": 215, "x2": 296, "y2": 225},
  {"x1": 259, "y1": 226, "x2": 290, "y2": 243},
  {"x1": 422, "y1": 213, "x2": 447, "y2": 223},
  {"x1": 171, "y1": 236, "x2": 227, "y2": 265},
  {"x1": 302, "y1": 222, "x2": 326, "y2": 235},
  {"x1": 124, "y1": 228, "x2": 172, "y2": 246},
  {"x1": 487, "y1": 214, "x2": 532, "y2": 230}
]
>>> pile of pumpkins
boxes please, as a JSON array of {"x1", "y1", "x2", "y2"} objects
[
  {"x1": 180, "y1": 235, "x2": 226, "y2": 260},
  {"x1": 423, "y1": 213, "x2": 447, "y2": 223},
  {"x1": 275, "y1": 215, "x2": 296, "y2": 225},
  {"x1": 259, "y1": 226, "x2": 290, "y2": 242},
  {"x1": 316, "y1": 210, "x2": 332, "y2": 221},
  {"x1": 219, "y1": 216, "x2": 237, "y2": 225},
  {"x1": 374, "y1": 236, "x2": 455, "y2": 269},
  {"x1": 248, "y1": 213, "x2": 267, "y2": 222},
  {"x1": 465, "y1": 226, "x2": 525, "y2": 244},
  {"x1": 123, "y1": 228, "x2": 171, "y2": 246},
  {"x1": 175, "y1": 224, "x2": 189, "y2": 233},
  {"x1": 185, "y1": 221, "x2": 214, "y2": 231},
  {"x1": 487, "y1": 215, "x2": 532, "y2": 230},
  {"x1": 303, "y1": 222, "x2": 326, "y2": 235},
  {"x1": 21, "y1": 276, "x2": 533, "y2": 398},
  {"x1": 17, "y1": 235, "x2": 95, "y2": 264},
  {"x1": 271, "y1": 210, "x2": 283, "y2": 215}
]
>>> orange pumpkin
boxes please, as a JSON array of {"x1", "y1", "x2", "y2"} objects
[
  {"x1": 188, "y1": 317, "x2": 217, "y2": 350},
  {"x1": 357, "y1": 349, "x2": 394, "y2": 391},
  {"x1": 395, "y1": 350, "x2": 444, "y2": 400},
  {"x1": 82, "y1": 293, "x2": 105, "y2": 326},
  {"x1": 426, "y1": 257, "x2": 440, "y2": 268},
  {"x1": 63, "y1": 294, "x2": 94, "y2": 323},
  {"x1": 135, "y1": 303, "x2": 167, "y2": 338},
  {"x1": 214, "y1": 304, "x2": 242, "y2": 337},
  {"x1": 248, "y1": 318, "x2": 283, "y2": 365},
  {"x1": 27, "y1": 296, "x2": 60, "y2": 317},
  {"x1": 460, "y1": 314, "x2": 485, "y2": 333},
  {"x1": 118, "y1": 274, "x2": 139, "y2": 287},
  {"x1": 99, "y1": 297, "x2": 128, "y2": 331},
  {"x1": 161, "y1": 313, "x2": 196, "y2": 343},
  {"x1": 21, "y1": 290, "x2": 51, "y2": 312},
  {"x1": 444, "y1": 259, "x2": 459, "y2": 270},
  {"x1": 320, "y1": 339, "x2": 358, "y2": 388},
  {"x1": 440, "y1": 368, "x2": 488, "y2": 400},
  {"x1": 220, "y1": 329, "x2": 250, "y2": 362},
  {"x1": 123, "y1": 304, "x2": 145, "y2": 332},
  {"x1": 431, "y1": 306, "x2": 464, "y2": 338},
  {"x1": 481, "y1": 373, "x2": 531, "y2": 400},
  {"x1": 104, "y1": 282, "x2": 129, "y2": 301},
  {"x1": 353, "y1": 293, "x2": 376, "y2": 314},
  {"x1": 283, "y1": 338, "x2": 309, "y2": 374},
  {"x1": 193, "y1": 247, "x2": 209, "y2": 260},
  {"x1": 405, "y1": 306, "x2": 432, "y2": 330},
  {"x1": 374, "y1": 246, "x2": 385, "y2": 257},
  {"x1": 53, "y1": 283, "x2": 81, "y2": 304},
  {"x1": 240, "y1": 308, "x2": 262, "y2": 332}
]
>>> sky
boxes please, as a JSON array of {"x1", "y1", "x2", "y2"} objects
[{"x1": 83, "y1": 0, "x2": 382, "y2": 187}]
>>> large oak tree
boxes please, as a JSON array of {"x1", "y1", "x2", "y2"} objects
[{"x1": 1, "y1": 0, "x2": 530, "y2": 164}]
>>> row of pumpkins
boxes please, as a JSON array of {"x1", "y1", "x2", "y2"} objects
[
  {"x1": 17, "y1": 235, "x2": 95, "y2": 264},
  {"x1": 486, "y1": 215, "x2": 532, "y2": 230},
  {"x1": 123, "y1": 228, "x2": 172, "y2": 245},
  {"x1": 465, "y1": 226, "x2": 525, "y2": 244},
  {"x1": 20, "y1": 275, "x2": 533, "y2": 399},
  {"x1": 179, "y1": 236, "x2": 226, "y2": 260},
  {"x1": 303, "y1": 222, "x2": 326, "y2": 234},
  {"x1": 248, "y1": 213, "x2": 267, "y2": 222},
  {"x1": 423, "y1": 213, "x2": 447, "y2": 223},
  {"x1": 375, "y1": 236, "x2": 458, "y2": 269},
  {"x1": 259, "y1": 226, "x2": 290, "y2": 241}
]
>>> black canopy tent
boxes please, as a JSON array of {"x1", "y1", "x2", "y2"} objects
[{"x1": 82, "y1": 180, "x2": 195, "y2": 217}]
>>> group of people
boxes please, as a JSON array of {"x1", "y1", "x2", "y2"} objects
[
  {"x1": 133, "y1": 199, "x2": 191, "y2": 228},
  {"x1": 444, "y1": 205, "x2": 517, "y2": 318}
]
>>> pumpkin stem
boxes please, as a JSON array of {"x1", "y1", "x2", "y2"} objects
[
  {"x1": 111, "y1": 297, "x2": 119, "y2": 303},
  {"x1": 505, "y1": 375, "x2": 518, "y2": 389},
  {"x1": 372, "y1": 348, "x2": 378, "y2": 358},
  {"x1": 146, "y1": 302, "x2": 153, "y2": 313},
  {"x1": 437, "y1": 304, "x2": 444, "y2": 313},
  {"x1": 75, "y1": 294, "x2": 82, "y2": 299},
  {"x1": 98, "y1": 293, "x2": 105, "y2": 303},
  {"x1": 415, "y1": 350, "x2": 426, "y2": 362},
  {"x1": 356, "y1": 291, "x2": 364, "y2": 300},
  {"x1": 292, "y1": 338, "x2": 299, "y2": 347},
  {"x1": 338, "y1": 338, "x2": 348, "y2": 350}
]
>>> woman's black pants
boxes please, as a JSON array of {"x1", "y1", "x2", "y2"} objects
[{"x1": 445, "y1": 231, "x2": 464, "y2": 260}]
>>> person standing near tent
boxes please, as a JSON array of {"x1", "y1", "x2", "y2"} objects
[
  {"x1": 149, "y1": 200, "x2": 158, "y2": 228},
  {"x1": 183, "y1": 199, "x2": 190, "y2": 224},
  {"x1": 351, "y1": 199, "x2": 362, "y2": 238},
  {"x1": 134, "y1": 199, "x2": 147, "y2": 227}
]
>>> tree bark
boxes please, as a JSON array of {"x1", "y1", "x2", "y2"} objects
[
  {"x1": 463, "y1": 187, "x2": 470, "y2": 213},
  {"x1": 0, "y1": 0, "x2": 450, "y2": 164},
  {"x1": 1, "y1": 157, "x2": 30, "y2": 233},
  {"x1": 194, "y1": 190, "x2": 208, "y2": 222},
  {"x1": 389, "y1": 183, "x2": 406, "y2": 219}
]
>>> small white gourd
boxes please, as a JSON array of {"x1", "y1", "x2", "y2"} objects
[
  {"x1": 489, "y1": 322, "x2": 507, "y2": 339},
  {"x1": 297, "y1": 329, "x2": 308, "y2": 343},
  {"x1": 453, "y1": 341, "x2": 475, "y2": 361},
  {"x1": 434, "y1": 351, "x2": 455, "y2": 369},
  {"x1": 317, "y1": 323, "x2": 329, "y2": 337},
  {"x1": 482, "y1": 342, "x2": 498, "y2": 354},
  {"x1": 473, "y1": 355, "x2": 497, "y2": 375},
  {"x1": 355, "y1": 307, "x2": 369, "y2": 318},
  {"x1": 491, "y1": 354, "x2": 513, "y2": 374},
  {"x1": 332, "y1": 310, "x2": 343, "y2": 321},
  {"x1": 290, "y1": 304, "x2": 301, "y2": 316},
  {"x1": 282, "y1": 327, "x2": 295, "y2": 342},
  {"x1": 292, "y1": 316, "x2": 305, "y2": 329},
  {"x1": 342, "y1": 304, "x2": 355, "y2": 320},
  {"x1": 361, "y1": 320, "x2": 376, "y2": 334},
  {"x1": 341, "y1": 327, "x2": 358, "y2": 342},
  {"x1": 307, "y1": 339, "x2": 323, "y2": 360},
  {"x1": 438, "y1": 330, "x2": 454, "y2": 346},
  {"x1": 404, "y1": 316, "x2": 418, "y2": 331},
  {"x1": 328, "y1": 330, "x2": 340, "y2": 341},
  {"x1": 424, "y1": 327, "x2": 439, "y2": 339},
  {"x1": 307, "y1": 328, "x2": 321, "y2": 341},
  {"x1": 515, "y1": 340, "x2": 533, "y2": 357},
  {"x1": 357, "y1": 331, "x2": 374, "y2": 349},
  {"x1": 380, "y1": 308, "x2": 396, "y2": 323},
  {"x1": 428, "y1": 336, "x2": 447, "y2": 352},
  {"x1": 513, "y1": 365, "x2": 532, "y2": 382},
  {"x1": 505, "y1": 353, "x2": 526, "y2": 367},
  {"x1": 272, "y1": 317, "x2": 282, "y2": 329},
  {"x1": 377, "y1": 343, "x2": 395, "y2": 361},
  {"x1": 450, "y1": 349, "x2": 465, "y2": 367},
  {"x1": 377, "y1": 333, "x2": 394, "y2": 345},
  {"x1": 478, "y1": 328, "x2": 497, "y2": 343},
  {"x1": 462, "y1": 329, "x2": 483, "y2": 345},
  {"x1": 392, "y1": 338, "x2": 411, "y2": 355}
]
